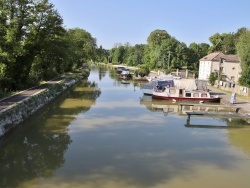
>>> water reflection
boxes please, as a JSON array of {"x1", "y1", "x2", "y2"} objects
[
  {"x1": 228, "y1": 127, "x2": 250, "y2": 156},
  {"x1": 0, "y1": 80, "x2": 101, "y2": 188},
  {"x1": 98, "y1": 66, "x2": 107, "y2": 80},
  {"x1": 140, "y1": 94, "x2": 250, "y2": 128},
  {"x1": 1, "y1": 67, "x2": 250, "y2": 188},
  {"x1": 140, "y1": 95, "x2": 179, "y2": 115}
]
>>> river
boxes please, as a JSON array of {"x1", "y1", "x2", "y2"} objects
[{"x1": 0, "y1": 66, "x2": 250, "y2": 188}]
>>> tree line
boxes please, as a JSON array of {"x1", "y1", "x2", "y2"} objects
[
  {"x1": 105, "y1": 28, "x2": 250, "y2": 86},
  {"x1": 0, "y1": 0, "x2": 97, "y2": 92},
  {"x1": 1, "y1": 0, "x2": 250, "y2": 94}
]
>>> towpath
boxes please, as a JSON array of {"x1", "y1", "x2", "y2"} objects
[{"x1": 0, "y1": 77, "x2": 65, "y2": 111}]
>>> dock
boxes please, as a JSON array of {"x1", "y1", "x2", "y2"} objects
[{"x1": 179, "y1": 103, "x2": 241, "y2": 113}]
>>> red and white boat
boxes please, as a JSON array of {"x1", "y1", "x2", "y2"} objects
[{"x1": 152, "y1": 79, "x2": 220, "y2": 103}]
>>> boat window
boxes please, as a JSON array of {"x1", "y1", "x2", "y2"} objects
[
  {"x1": 186, "y1": 93, "x2": 191, "y2": 97},
  {"x1": 201, "y1": 93, "x2": 207, "y2": 97},
  {"x1": 170, "y1": 89, "x2": 176, "y2": 94},
  {"x1": 193, "y1": 93, "x2": 199, "y2": 97}
]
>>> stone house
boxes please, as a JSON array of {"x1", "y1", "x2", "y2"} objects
[{"x1": 198, "y1": 52, "x2": 241, "y2": 84}]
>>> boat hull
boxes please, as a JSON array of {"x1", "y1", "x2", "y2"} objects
[{"x1": 152, "y1": 94, "x2": 221, "y2": 103}]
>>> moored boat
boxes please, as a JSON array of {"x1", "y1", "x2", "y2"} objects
[
  {"x1": 141, "y1": 74, "x2": 174, "y2": 95},
  {"x1": 152, "y1": 79, "x2": 220, "y2": 103},
  {"x1": 119, "y1": 68, "x2": 132, "y2": 80},
  {"x1": 116, "y1": 66, "x2": 126, "y2": 74}
]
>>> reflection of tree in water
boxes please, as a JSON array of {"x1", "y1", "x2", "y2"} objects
[
  {"x1": 98, "y1": 66, "x2": 107, "y2": 80},
  {"x1": 0, "y1": 80, "x2": 101, "y2": 188},
  {"x1": 226, "y1": 119, "x2": 250, "y2": 156},
  {"x1": 109, "y1": 68, "x2": 119, "y2": 80}
]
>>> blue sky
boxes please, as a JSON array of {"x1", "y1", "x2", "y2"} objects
[{"x1": 50, "y1": 0, "x2": 250, "y2": 49}]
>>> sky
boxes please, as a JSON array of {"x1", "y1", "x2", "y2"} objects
[{"x1": 50, "y1": 0, "x2": 250, "y2": 49}]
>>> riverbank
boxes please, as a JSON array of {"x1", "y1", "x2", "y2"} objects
[
  {"x1": 208, "y1": 85, "x2": 250, "y2": 114},
  {"x1": 0, "y1": 68, "x2": 90, "y2": 137},
  {"x1": 97, "y1": 62, "x2": 250, "y2": 114}
]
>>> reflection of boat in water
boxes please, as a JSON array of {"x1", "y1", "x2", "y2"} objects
[
  {"x1": 133, "y1": 75, "x2": 148, "y2": 81},
  {"x1": 121, "y1": 80, "x2": 130, "y2": 84},
  {"x1": 140, "y1": 95, "x2": 179, "y2": 116},
  {"x1": 140, "y1": 95, "x2": 250, "y2": 131},
  {"x1": 140, "y1": 94, "x2": 238, "y2": 116}
]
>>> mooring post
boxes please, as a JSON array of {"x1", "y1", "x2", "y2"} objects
[{"x1": 186, "y1": 114, "x2": 190, "y2": 125}]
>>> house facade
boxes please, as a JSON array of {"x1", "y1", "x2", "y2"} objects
[{"x1": 198, "y1": 52, "x2": 241, "y2": 83}]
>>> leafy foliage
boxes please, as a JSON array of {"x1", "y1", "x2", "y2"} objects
[
  {"x1": 208, "y1": 71, "x2": 218, "y2": 86},
  {"x1": 0, "y1": 0, "x2": 97, "y2": 92},
  {"x1": 236, "y1": 29, "x2": 250, "y2": 87},
  {"x1": 0, "y1": 0, "x2": 249, "y2": 93},
  {"x1": 135, "y1": 65, "x2": 150, "y2": 77}
]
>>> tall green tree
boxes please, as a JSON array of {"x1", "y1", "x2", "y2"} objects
[
  {"x1": 66, "y1": 28, "x2": 97, "y2": 68},
  {"x1": 236, "y1": 29, "x2": 250, "y2": 86},
  {"x1": 29, "y1": 0, "x2": 68, "y2": 81},
  {"x1": 0, "y1": 0, "x2": 66, "y2": 90},
  {"x1": 188, "y1": 42, "x2": 209, "y2": 71},
  {"x1": 111, "y1": 45, "x2": 125, "y2": 64},
  {"x1": 159, "y1": 38, "x2": 178, "y2": 69},
  {"x1": 208, "y1": 33, "x2": 223, "y2": 53},
  {"x1": 147, "y1": 29, "x2": 171, "y2": 69},
  {"x1": 221, "y1": 33, "x2": 236, "y2": 54}
]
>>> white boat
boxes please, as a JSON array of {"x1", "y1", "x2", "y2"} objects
[
  {"x1": 152, "y1": 79, "x2": 220, "y2": 103},
  {"x1": 141, "y1": 74, "x2": 174, "y2": 95}
]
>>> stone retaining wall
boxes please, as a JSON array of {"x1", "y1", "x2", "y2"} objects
[{"x1": 0, "y1": 70, "x2": 90, "y2": 137}]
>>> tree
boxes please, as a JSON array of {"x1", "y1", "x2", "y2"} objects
[
  {"x1": 208, "y1": 33, "x2": 223, "y2": 53},
  {"x1": 147, "y1": 29, "x2": 171, "y2": 69},
  {"x1": 66, "y1": 28, "x2": 97, "y2": 68},
  {"x1": 0, "y1": 0, "x2": 66, "y2": 90},
  {"x1": 188, "y1": 42, "x2": 209, "y2": 71},
  {"x1": 111, "y1": 45, "x2": 125, "y2": 64},
  {"x1": 221, "y1": 33, "x2": 236, "y2": 54},
  {"x1": 236, "y1": 28, "x2": 250, "y2": 87},
  {"x1": 208, "y1": 71, "x2": 218, "y2": 86}
]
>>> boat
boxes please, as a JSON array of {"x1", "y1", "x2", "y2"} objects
[
  {"x1": 116, "y1": 66, "x2": 126, "y2": 74},
  {"x1": 152, "y1": 79, "x2": 221, "y2": 103},
  {"x1": 119, "y1": 68, "x2": 132, "y2": 80},
  {"x1": 140, "y1": 74, "x2": 175, "y2": 95}
]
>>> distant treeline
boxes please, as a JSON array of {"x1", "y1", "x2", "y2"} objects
[{"x1": 105, "y1": 28, "x2": 250, "y2": 87}]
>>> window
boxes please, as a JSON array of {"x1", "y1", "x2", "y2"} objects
[
  {"x1": 170, "y1": 89, "x2": 176, "y2": 94},
  {"x1": 186, "y1": 93, "x2": 191, "y2": 97},
  {"x1": 193, "y1": 93, "x2": 199, "y2": 97},
  {"x1": 201, "y1": 93, "x2": 207, "y2": 97}
]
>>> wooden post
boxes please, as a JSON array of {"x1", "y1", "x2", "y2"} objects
[{"x1": 187, "y1": 114, "x2": 190, "y2": 125}]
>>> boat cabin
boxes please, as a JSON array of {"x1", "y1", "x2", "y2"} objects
[{"x1": 161, "y1": 87, "x2": 212, "y2": 99}]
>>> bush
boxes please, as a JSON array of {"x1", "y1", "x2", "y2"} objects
[
  {"x1": 0, "y1": 77, "x2": 16, "y2": 92},
  {"x1": 208, "y1": 72, "x2": 218, "y2": 85},
  {"x1": 136, "y1": 66, "x2": 150, "y2": 77}
]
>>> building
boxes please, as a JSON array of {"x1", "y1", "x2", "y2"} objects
[{"x1": 198, "y1": 52, "x2": 241, "y2": 83}]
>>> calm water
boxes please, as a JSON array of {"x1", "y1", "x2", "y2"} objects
[{"x1": 1, "y1": 66, "x2": 250, "y2": 188}]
